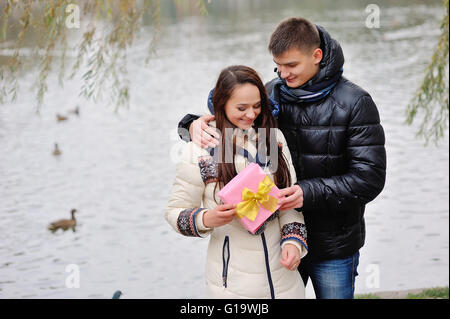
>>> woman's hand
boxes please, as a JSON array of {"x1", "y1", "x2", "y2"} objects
[
  {"x1": 189, "y1": 114, "x2": 221, "y2": 149},
  {"x1": 281, "y1": 243, "x2": 301, "y2": 271},
  {"x1": 203, "y1": 203, "x2": 236, "y2": 228}
]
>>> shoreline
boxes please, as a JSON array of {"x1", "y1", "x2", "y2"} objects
[{"x1": 355, "y1": 286, "x2": 449, "y2": 299}]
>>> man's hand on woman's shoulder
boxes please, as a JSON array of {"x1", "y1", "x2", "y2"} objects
[{"x1": 189, "y1": 114, "x2": 221, "y2": 149}]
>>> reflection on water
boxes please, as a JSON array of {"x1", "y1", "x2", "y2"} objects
[{"x1": 0, "y1": 0, "x2": 448, "y2": 298}]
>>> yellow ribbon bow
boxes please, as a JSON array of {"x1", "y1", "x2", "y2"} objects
[{"x1": 235, "y1": 176, "x2": 278, "y2": 221}]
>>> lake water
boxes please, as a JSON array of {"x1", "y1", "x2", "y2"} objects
[{"x1": 0, "y1": 0, "x2": 448, "y2": 298}]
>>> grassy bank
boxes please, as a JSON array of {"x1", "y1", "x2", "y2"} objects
[{"x1": 355, "y1": 287, "x2": 449, "y2": 299}]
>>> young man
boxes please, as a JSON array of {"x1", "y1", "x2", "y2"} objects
[{"x1": 177, "y1": 17, "x2": 386, "y2": 299}]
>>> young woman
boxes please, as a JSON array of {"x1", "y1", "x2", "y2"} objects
[{"x1": 165, "y1": 65, "x2": 308, "y2": 299}]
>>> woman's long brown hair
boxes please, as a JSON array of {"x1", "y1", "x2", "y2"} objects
[{"x1": 211, "y1": 65, "x2": 292, "y2": 202}]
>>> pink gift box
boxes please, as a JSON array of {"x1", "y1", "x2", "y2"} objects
[{"x1": 217, "y1": 163, "x2": 281, "y2": 234}]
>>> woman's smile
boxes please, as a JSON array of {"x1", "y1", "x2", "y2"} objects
[{"x1": 240, "y1": 119, "x2": 254, "y2": 126}]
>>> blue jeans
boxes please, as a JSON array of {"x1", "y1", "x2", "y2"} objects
[{"x1": 298, "y1": 251, "x2": 360, "y2": 299}]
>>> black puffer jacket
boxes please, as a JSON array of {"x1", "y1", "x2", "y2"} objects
[
  {"x1": 177, "y1": 26, "x2": 386, "y2": 262},
  {"x1": 265, "y1": 26, "x2": 386, "y2": 261}
]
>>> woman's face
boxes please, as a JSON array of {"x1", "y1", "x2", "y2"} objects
[{"x1": 224, "y1": 83, "x2": 261, "y2": 130}]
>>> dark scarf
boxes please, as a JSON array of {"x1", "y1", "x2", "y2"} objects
[
  {"x1": 207, "y1": 67, "x2": 342, "y2": 118},
  {"x1": 269, "y1": 67, "x2": 343, "y2": 118}
]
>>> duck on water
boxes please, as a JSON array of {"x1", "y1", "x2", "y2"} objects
[{"x1": 48, "y1": 209, "x2": 78, "y2": 232}]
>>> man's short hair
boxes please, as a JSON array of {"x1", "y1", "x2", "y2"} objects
[{"x1": 268, "y1": 17, "x2": 320, "y2": 56}]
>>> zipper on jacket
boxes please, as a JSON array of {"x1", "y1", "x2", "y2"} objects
[
  {"x1": 261, "y1": 232, "x2": 275, "y2": 299},
  {"x1": 222, "y1": 236, "x2": 230, "y2": 288}
]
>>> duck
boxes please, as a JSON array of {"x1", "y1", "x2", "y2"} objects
[
  {"x1": 112, "y1": 290, "x2": 123, "y2": 299},
  {"x1": 48, "y1": 209, "x2": 77, "y2": 232},
  {"x1": 56, "y1": 113, "x2": 68, "y2": 121},
  {"x1": 52, "y1": 143, "x2": 61, "y2": 156},
  {"x1": 69, "y1": 105, "x2": 80, "y2": 116}
]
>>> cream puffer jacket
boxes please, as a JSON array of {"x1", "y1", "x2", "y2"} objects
[{"x1": 165, "y1": 121, "x2": 308, "y2": 299}]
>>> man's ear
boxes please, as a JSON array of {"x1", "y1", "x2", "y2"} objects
[{"x1": 313, "y1": 48, "x2": 323, "y2": 65}]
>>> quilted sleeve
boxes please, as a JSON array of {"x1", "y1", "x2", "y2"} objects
[{"x1": 164, "y1": 142, "x2": 213, "y2": 238}]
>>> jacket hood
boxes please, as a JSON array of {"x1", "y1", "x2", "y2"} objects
[{"x1": 314, "y1": 25, "x2": 345, "y2": 84}]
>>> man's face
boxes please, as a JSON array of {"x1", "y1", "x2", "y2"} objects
[{"x1": 273, "y1": 47, "x2": 322, "y2": 88}]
